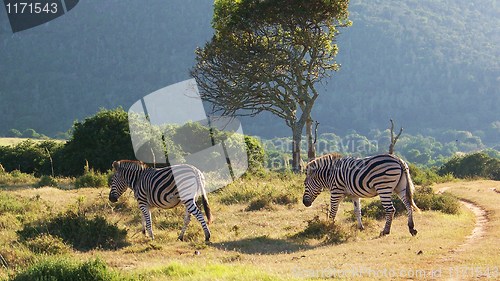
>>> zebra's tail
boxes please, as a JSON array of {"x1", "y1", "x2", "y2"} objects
[
  {"x1": 402, "y1": 160, "x2": 421, "y2": 213},
  {"x1": 196, "y1": 169, "x2": 212, "y2": 224}
]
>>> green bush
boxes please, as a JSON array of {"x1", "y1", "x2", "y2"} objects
[
  {"x1": 439, "y1": 152, "x2": 500, "y2": 180},
  {"x1": 17, "y1": 210, "x2": 128, "y2": 251},
  {"x1": 409, "y1": 164, "x2": 454, "y2": 186},
  {"x1": 244, "y1": 135, "x2": 266, "y2": 172},
  {"x1": 61, "y1": 108, "x2": 136, "y2": 176},
  {"x1": 24, "y1": 233, "x2": 71, "y2": 255},
  {"x1": 0, "y1": 170, "x2": 36, "y2": 186},
  {"x1": 12, "y1": 258, "x2": 124, "y2": 281},
  {"x1": 0, "y1": 140, "x2": 63, "y2": 176},
  {"x1": 74, "y1": 166, "x2": 109, "y2": 188},
  {"x1": 347, "y1": 186, "x2": 460, "y2": 220},
  {"x1": 292, "y1": 216, "x2": 350, "y2": 244},
  {"x1": 245, "y1": 198, "x2": 274, "y2": 211},
  {"x1": 34, "y1": 175, "x2": 58, "y2": 188}
]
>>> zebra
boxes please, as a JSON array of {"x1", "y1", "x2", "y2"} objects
[
  {"x1": 108, "y1": 160, "x2": 212, "y2": 242},
  {"x1": 302, "y1": 153, "x2": 419, "y2": 236}
]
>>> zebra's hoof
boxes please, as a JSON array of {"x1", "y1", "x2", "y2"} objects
[
  {"x1": 410, "y1": 229, "x2": 418, "y2": 236},
  {"x1": 178, "y1": 235, "x2": 184, "y2": 241},
  {"x1": 379, "y1": 230, "x2": 390, "y2": 237},
  {"x1": 359, "y1": 225, "x2": 365, "y2": 231}
]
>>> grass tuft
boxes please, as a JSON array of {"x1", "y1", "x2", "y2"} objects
[{"x1": 11, "y1": 257, "x2": 125, "y2": 281}]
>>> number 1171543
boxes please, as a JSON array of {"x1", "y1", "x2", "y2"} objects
[{"x1": 5, "y1": 2, "x2": 58, "y2": 14}]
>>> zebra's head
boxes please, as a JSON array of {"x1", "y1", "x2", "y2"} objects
[
  {"x1": 303, "y1": 153, "x2": 342, "y2": 207},
  {"x1": 303, "y1": 163, "x2": 322, "y2": 207},
  {"x1": 109, "y1": 171, "x2": 128, "y2": 203},
  {"x1": 108, "y1": 160, "x2": 146, "y2": 203}
]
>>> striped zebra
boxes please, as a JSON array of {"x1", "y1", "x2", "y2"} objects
[
  {"x1": 303, "y1": 153, "x2": 419, "y2": 236},
  {"x1": 109, "y1": 160, "x2": 212, "y2": 242}
]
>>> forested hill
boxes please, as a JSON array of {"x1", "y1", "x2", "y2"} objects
[{"x1": 0, "y1": 0, "x2": 498, "y2": 143}]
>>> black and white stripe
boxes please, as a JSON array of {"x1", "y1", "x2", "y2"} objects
[
  {"x1": 109, "y1": 160, "x2": 212, "y2": 241},
  {"x1": 303, "y1": 153, "x2": 419, "y2": 236}
]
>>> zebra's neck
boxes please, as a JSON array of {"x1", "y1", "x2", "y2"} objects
[{"x1": 121, "y1": 168, "x2": 148, "y2": 190}]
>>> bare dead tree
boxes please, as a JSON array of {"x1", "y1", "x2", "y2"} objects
[
  {"x1": 308, "y1": 120, "x2": 320, "y2": 161},
  {"x1": 44, "y1": 147, "x2": 54, "y2": 177},
  {"x1": 389, "y1": 119, "x2": 403, "y2": 154}
]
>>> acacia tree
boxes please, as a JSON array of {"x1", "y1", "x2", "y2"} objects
[{"x1": 192, "y1": 0, "x2": 350, "y2": 171}]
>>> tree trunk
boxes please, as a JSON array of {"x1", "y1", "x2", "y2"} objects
[
  {"x1": 291, "y1": 124, "x2": 302, "y2": 173},
  {"x1": 306, "y1": 117, "x2": 316, "y2": 162}
]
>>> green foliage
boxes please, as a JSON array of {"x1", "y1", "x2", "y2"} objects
[
  {"x1": 12, "y1": 257, "x2": 124, "y2": 281},
  {"x1": 414, "y1": 186, "x2": 460, "y2": 215},
  {"x1": 0, "y1": 170, "x2": 36, "y2": 186},
  {"x1": 6, "y1": 129, "x2": 22, "y2": 138},
  {"x1": 34, "y1": 175, "x2": 58, "y2": 188},
  {"x1": 439, "y1": 152, "x2": 500, "y2": 180},
  {"x1": 22, "y1": 128, "x2": 47, "y2": 139},
  {"x1": 24, "y1": 234, "x2": 71, "y2": 255},
  {"x1": 292, "y1": 216, "x2": 350, "y2": 244},
  {"x1": 74, "y1": 165, "x2": 110, "y2": 188},
  {"x1": 245, "y1": 198, "x2": 274, "y2": 212},
  {"x1": 17, "y1": 210, "x2": 128, "y2": 251},
  {"x1": 409, "y1": 164, "x2": 454, "y2": 186},
  {"x1": 244, "y1": 136, "x2": 266, "y2": 172},
  {"x1": 0, "y1": 140, "x2": 63, "y2": 176},
  {"x1": 348, "y1": 186, "x2": 460, "y2": 221},
  {"x1": 0, "y1": 192, "x2": 25, "y2": 214},
  {"x1": 61, "y1": 108, "x2": 136, "y2": 176}
]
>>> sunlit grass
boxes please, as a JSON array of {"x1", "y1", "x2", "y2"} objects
[{"x1": 1, "y1": 177, "x2": 499, "y2": 280}]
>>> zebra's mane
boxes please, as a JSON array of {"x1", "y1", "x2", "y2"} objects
[
  {"x1": 113, "y1": 160, "x2": 148, "y2": 171},
  {"x1": 306, "y1": 153, "x2": 343, "y2": 171}
]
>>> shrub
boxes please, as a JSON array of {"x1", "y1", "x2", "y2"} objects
[
  {"x1": 6, "y1": 128, "x2": 22, "y2": 138},
  {"x1": 439, "y1": 152, "x2": 500, "y2": 180},
  {"x1": 409, "y1": 164, "x2": 454, "y2": 186},
  {"x1": 0, "y1": 170, "x2": 37, "y2": 186},
  {"x1": 34, "y1": 175, "x2": 58, "y2": 188},
  {"x1": 292, "y1": 216, "x2": 350, "y2": 244},
  {"x1": 61, "y1": 108, "x2": 136, "y2": 176},
  {"x1": 347, "y1": 186, "x2": 460, "y2": 220},
  {"x1": 74, "y1": 165, "x2": 109, "y2": 188},
  {"x1": 0, "y1": 140, "x2": 63, "y2": 176},
  {"x1": 12, "y1": 258, "x2": 124, "y2": 281},
  {"x1": 24, "y1": 233, "x2": 71, "y2": 255},
  {"x1": 244, "y1": 135, "x2": 266, "y2": 172},
  {"x1": 245, "y1": 198, "x2": 274, "y2": 211},
  {"x1": 17, "y1": 210, "x2": 128, "y2": 251}
]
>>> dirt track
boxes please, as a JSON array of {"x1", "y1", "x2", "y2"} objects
[{"x1": 437, "y1": 186, "x2": 489, "y2": 262}]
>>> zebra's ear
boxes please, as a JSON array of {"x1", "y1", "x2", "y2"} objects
[{"x1": 112, "y1": 161, "x2": 119, "y2": 170}]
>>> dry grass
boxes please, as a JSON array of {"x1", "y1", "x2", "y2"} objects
[
  {"x1": 0, "y1": 137, "x2": 65, "y2": 147},
  {"x1": 1, "y1": 178, "x2": 499, "y2": 280}
]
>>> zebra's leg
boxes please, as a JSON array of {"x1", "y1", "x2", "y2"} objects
[
  {"x1": 138, "y1": 203, "x2": 154, "y2": 240},
  {"x1": 352, "y1": 197, "x2": 364, "y2": 230},
  {"x1": 396, "y1": 190, "x2": 417, "y2": 236},
  {"x1": 141, "y1": 214, "x2": 146, "y2": 235},
  {"x1": 178, "y1": 208, "x2": 191, "y2": 241},
  {"x1": 184, "y1": 199, "x2": 211, "y2": 242},
  {"x1": 329, "y1": 193, "x2": 345, "y2": 224},
  {"x1": 378, "y1": 192, "x2": 395, "y2": 236}
]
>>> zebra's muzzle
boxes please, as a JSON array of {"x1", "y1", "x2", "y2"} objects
[
  {"x1": 303, "y1": 196, "x2": 312, "y2": 207},
  {"x1": 109, "y1": 194, "x2": 118, "y2": 203}
]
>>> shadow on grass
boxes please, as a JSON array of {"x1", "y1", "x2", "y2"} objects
[
  {"x1": 17, "y1": 211, "x2": 129, "y2": 252},
  {"x1": 212, "y1": 236, "x2": 314, "y2": 255}
]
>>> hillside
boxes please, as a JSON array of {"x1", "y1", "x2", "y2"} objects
[{"x1": 0, "y1": 0, "x2": 498, "y2": 142}]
